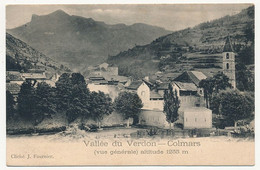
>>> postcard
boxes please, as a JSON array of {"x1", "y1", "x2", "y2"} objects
[{"x1": 6, "y1": 4, "x2": 255, "y2": 166}]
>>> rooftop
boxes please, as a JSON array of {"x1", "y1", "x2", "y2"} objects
[
  {"x1": 22, "y1": 73, "x2": 47, "y2": 80},
  {"x1": 126, "y1": 81, "x2": 143, "y2": 90},
  {"x1": 150, "y1": 91, "x2": 163, "y2": 99},
  {"x1": 173, "y1": 81, "x2": 197, "y2": 91},
  {"x1": 6, "y1": 72, "x2": 24, "y2": 81},
  {"x1": 6, "y1": 83, "x2": 21, "y2": 95},
  {"x1": 223, "y1": 36, "x2": 234, "y2": 52},
  {"x1": 174, "y1": 71, "x2": 207, "y2": 86},
  {"x1": 89, "y1": 76, "x2": 105, "y2": 80},
  {"x1": 157, "y1": 82, "x2": 170, "y2": 90},
  {"x1": 103, "y1": 75, "x2": 128, "y2": 82}
]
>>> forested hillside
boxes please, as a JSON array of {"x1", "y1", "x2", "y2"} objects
[
  {"x1": 108, "y1": 6, "x2": 254, "y2": 79},
  {"x1": 6, "y1": 33, "x2": 70, "y2": 73}
]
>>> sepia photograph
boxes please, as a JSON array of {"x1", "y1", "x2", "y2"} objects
[{"x1": 5, "y1": 3, "x2": 255, "y2": 166}]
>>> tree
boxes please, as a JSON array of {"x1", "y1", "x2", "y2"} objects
[
  {"x1": 55, "y1": 73, "x2": 73, "y2": 112},
  {"x1": 163, "y1": 84, "x2": 180, "y2": 129},
  {"x1": 90, "y1": 91, "x2": 114, "y2": 129},
  {"x1": 70, "y1": 73, "x2": 92, "y2": 123},
  {"x1": 6, "y1": 90, "x2": 15, "y2": 121},
  {"x1": 34, "y1": 82, "x2": 57, "y2": 124},
  {"x1": 6, "y1": 55, "x2": 22, "y2": 71},
  {"x1": 55, "y1": 72, "x2": 91, "y2": 124},
  {"x1": 17, "y1": 81, "x2": 38, "y2": 124},
  {"x1": 114, "y1": 91, "x2": 143, "y2": 128},
  {"x1": 212, "y1": 72, "x2": 231, "y2": 93},
  {"x1": 235, "y1": 63, "x2": 254, "y2": 92},
  {"x1": 66, "y1": 98, "x2": 84, "y2": 124},
  {"x1": 212, "y1": 89, "x2": 254, "y2": 129},
  {"x1": 199, "y1": 72, "x2": 231, "y2": 108},
  {"x1": 199, "y1": 78, "x2": 214, "y2": 108}
]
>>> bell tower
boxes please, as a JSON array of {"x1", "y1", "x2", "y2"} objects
[{"x1": 222, "y1": 36, "x2": 236, "y2": 89}]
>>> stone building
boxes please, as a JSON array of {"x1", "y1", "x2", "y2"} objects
[
  {"x1": 183, "y1": 107, "x2": 212, "y2": 129},
  {"x1": 172, "y1": 71, "x2": 207, "y2": 109},
  {"x1": 128, "y1": 72, "x2": 212, "y2": 129}
]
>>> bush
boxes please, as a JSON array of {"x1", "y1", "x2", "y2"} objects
[
  {"x1": 213, "y1": 117, "x2": 234, "y2": 129},
  {"x1": 79, "y1": 123, "x2": 98, "y2": 132},
  {"x1": 190, "y1": 128, "x2": 212, "y2": 137},
  {"x1": 146, "y1": 127, "x2": 158, "y2": 136},
  {"x1": 174, "y1": 123, "x2": 184, "y2": 129}
]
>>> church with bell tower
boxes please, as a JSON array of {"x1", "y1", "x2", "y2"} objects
[{"x1": 222, "y1": 36, "x2": 236, "y2": 89}]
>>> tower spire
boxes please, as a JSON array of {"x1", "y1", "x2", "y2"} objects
[
  {"x1": 222, "y1": 36, "x2": 236, "y2": 89},
  {"x1": 223, "y1": 35, "x2": 234, "y2": 52}
]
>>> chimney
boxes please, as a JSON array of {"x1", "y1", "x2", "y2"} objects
[{"x1": 144, "y1": 76, "x2": 149, "y2": 81}]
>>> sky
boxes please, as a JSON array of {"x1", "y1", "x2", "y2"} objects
[{"x1": 6, "y1": 4, "x2": 252, "y2": 31}]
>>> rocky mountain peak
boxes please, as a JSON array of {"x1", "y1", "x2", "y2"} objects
[{"x1": 48, "y1": 9, "x2": 70, "y2": 17}]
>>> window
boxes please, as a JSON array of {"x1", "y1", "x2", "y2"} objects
[
  {"x1": 141, "y1": 91, "x2": 145, "y2": 96},
  {"x1": 195, "y1": 118, "x2": 197, "y2": 122},
  {"x1": 226, "y1": 63, "x2": 229, "y2": 70},
  {"x1": 226, "y1": 53, "x2": 229, "y2": 59},
  {"x1": 205, "y1": 118, "x2": 207, "y2": 122},
  {"x1": 186, "y1": 118, "x2": 188, "y2": 122}
]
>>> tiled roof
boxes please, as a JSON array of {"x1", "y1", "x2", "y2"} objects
[
  {"x1": 174, "y1": 71, "x2": 207, "y2": 86},
  {"x1": 142, "y1": 78, "x2": 154, "y2": 87},
  {"x1": 188, "y1": 71, "x2": 207, "y2": 86},
  {"x1": 103, "y1": 75, "x2": 128, "y2": 82},
  {"x1": 91, "y1": 80, "x2": 108, "y2": 84},
  {"x1": 6, "y1": 83, "x2": 21, "y2": 95},
  {"x1": 22, "y1": 73, "x2": 46, "y2": 80},
  {"x1": 173, "y1": 81, "x2": 197, "y2": 91},
  {"x1": 150, "y1": 91, "x2": 163, "y2": 99},
  {"x1": 89, "y1": 76, "x2": 105, "y2": 80},
  {"x1": 190, "y1": 71, "x2": 207, "y2": 80},
  {"x1": 27, "y1": 69, "x2": 45, "y2": 73},
  {"x1": 126, "y1": 81, "x2": 143, "y2": 90},
  {"x1": 223, "y1": 36, "x2": 234, "y2": 52},
  {"x1": 157, "y1": 82, "x2": 170, "y2": 90},
  {"x1": 6, "y1": 72, "x2": 24, "y2": 81}
]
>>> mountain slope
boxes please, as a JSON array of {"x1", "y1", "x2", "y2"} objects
[
  {"x1": 6, "y1": 33, "x2": 70, "y2": 74},
  {"x1": 108, "y1": 6, "x2": 254, "y2": 79},
  {"x1": 7, "y1": 10, "x2": 172, "y2": 73}
]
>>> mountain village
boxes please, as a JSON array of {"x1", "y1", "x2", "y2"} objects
[
  {"x1": 5, "y1": 5, "x2": 255, "y2": 141},
  {"x1": 5, "y1": 5, "x2": 256, "y2": 167},
  {"x1": 6, "y1": 36, "x2": 243, "y2": 131}
]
